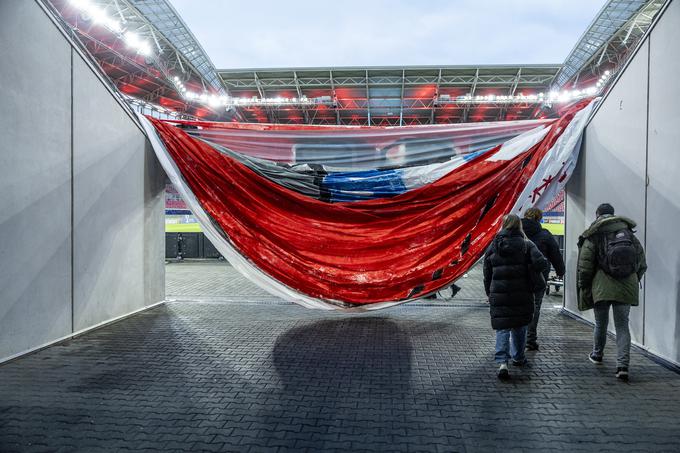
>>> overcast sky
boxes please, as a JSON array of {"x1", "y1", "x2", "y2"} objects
[{"x1": 168, "y1": 0, "x2": 607, "y2": 69}]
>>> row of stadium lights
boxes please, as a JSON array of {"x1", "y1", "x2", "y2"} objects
[
  {"x1": 172, "y1": 70, "x2": 607, "y2": 111},
  {"x1": 180, "y1": 70, "x2": 613, "y2": 109},
  {"x1": 69, "y1": 0, "x2": 252, "y2": 111},
  {"x1": 70, "y1": 0, "x2": 153, "y2": 56},
  {"x1": 68, "y1": 0, "x2": 614, "y2": 112},
  {"x1": 173, "y1": 75, "x2": 334, "y2": 110},
  {"x1": 446, "y1": 88, "x2": 598, "y2": 105},
  {"x1": 68, "y1": 0, "x2": 298, "y2": 111},
  {"x1": 69, "y1": 0, "x2": 208, "y2": 116},
  {"x1": 443, "y1": 71, "x2": 611, "y2": 105}
]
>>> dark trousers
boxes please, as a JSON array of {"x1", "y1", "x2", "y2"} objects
[
  {"x1": 527, "y1": 289, "x2": 545, "y2": 345},
  {"x1": 593, "y1": 301, "x2": 631, "y2": 368}
]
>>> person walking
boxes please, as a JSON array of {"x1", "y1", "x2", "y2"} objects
[
  {"x1": 522, "y1": 208, "x2": 565, "y2": 351},
  {"x1": 484, "y1": 214, "x2": 548, "y2": 380},
  {"x1": 577, "y1": 203, "x2": 647, "y2": 381}
]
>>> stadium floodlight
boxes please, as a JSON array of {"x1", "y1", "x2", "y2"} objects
[
  {"x1": 439, "y1": 81, "x2": 608, "y2": 106},
  {"x1": 123, "y1": 31, "x2": 152, "y2": 56},
  {"x1": 170, "y1": 89, "x2": 334, "y2": 108},
  {"x1": 215, "y1": 95, "x2": 333, "y2": 108},
  {"x1": 89, "y1": 8, "x2": 122, "y2": 33},
  {"x1": 208, "y1": 96, "x2": 221, "y2": 108},
  {"x1": 70, "y1": 0, "x2": 153, "y2": 57},
  {"x1": 70, "y1": 0, "x2": 122, "y2": 33}
]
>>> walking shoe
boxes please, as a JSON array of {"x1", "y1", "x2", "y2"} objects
[
  {"x1": 511, "y1": 358, "x2": 529, "y2": 367},
  {"x1": 497, "y1": 363, "x2": 510, "y2": 380},
  {"x1": 526, "y1": 342, "x2": 539, "y2": 351},
  {"x1": 616, "y1": 367, "x2": 629, "y2": 381},
  {"x1": 589, "y1": 353, "x2": 603, "y2": 364}
]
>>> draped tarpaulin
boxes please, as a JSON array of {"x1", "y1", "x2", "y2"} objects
[
  {"x1": 141, "y1": 99, "x2": 595, "y2": 311},
  {"x1": 167, "y1": 117, "x2": 551, "y2": 167}
]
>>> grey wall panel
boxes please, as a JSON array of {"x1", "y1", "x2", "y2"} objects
[
  {"x1": 143, "y1": 142, "x2": 166, "y2": 308},
  {"x1": 72, "y1": 54, "x2": 164, "y2": 330},
  {"x1": 566, "y1": 0, "x2": 680, "y2": 365},
  {"x1": 0, "y1": 1, "x2": 73, "y2": 359},
  {"x1": 0, "y1": 0, "x2": 165, "y2": 361},
  {"x1": 644, "y1": 0, "x2": 680, "y2": 364},
  {"x1": 565, "y1": 42, "x2": 649, "y2": 343},
  {"x1": 564, "y1": 145, "x2": 587, "y2": 317}
]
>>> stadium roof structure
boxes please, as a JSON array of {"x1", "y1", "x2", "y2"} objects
[
  {"x1": 45, "y1": 0, "x2": 667, "y2": 124},
  {"x1": 554, "y1": 0, "x2": 666, "y2": 89},
  {"x1": 217, "y1": 0, "x2": 668, "y2": 126},
  {"x1": 45, "y1": 0, "x2": 238, "y2": 120},
  {"x1": 217, "y1": 65, "x2": 561, "y2": 126}
]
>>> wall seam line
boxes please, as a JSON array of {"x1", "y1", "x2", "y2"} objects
[
  {"x1": 70, "y1": 47, "x2": 75, "y2": 335},
  {"x1": 642, "y1": 37, "x2": 651, "y2": 346},
  {"x1": 563, "y1": 170, "x2": 568, "y2": 309}
]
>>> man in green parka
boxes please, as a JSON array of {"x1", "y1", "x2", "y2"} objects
[{"x1": 577, "y1": 203, "x2": 647, "y2": 381}]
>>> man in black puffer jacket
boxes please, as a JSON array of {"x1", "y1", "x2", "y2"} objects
[
  {"x1": 484, "y1": 214, "x2": 548, "y2": 380},
  {"x1": 522, "y1": 208, "x2": 565, "y2": 351}
]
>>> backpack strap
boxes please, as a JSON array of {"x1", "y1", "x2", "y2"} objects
[{"x1": 597, "y1": 231, "x2": 608, "y2": 270}]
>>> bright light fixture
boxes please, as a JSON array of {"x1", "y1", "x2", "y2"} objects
[
  {"x1": 70, "y1": 0, "x2": 123, "y2": 33},
  {"x1": 439, "y1": 66, "x2": 615, "y2": 106},
  {"x1": 123, "y1": 31, "x2": 152, "y2": 56},
  {"x1": 70, "y1": 0, "x2": 152, "y2": 57}
]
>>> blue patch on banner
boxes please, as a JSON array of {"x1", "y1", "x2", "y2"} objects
[
  {"x1": 462, "y1": 149, "x2": 487, "y2": 162},
  {"x1": 323, "y1": 169, "x2": 408, "y2": 202}
]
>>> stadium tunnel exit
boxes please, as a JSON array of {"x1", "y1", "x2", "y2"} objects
[
  {"x1": 4, "y1": 0, "x2": 680, "y2": 365},
  {"x1": 2, "y1": 0, "x2": 680, "y2": 451}
]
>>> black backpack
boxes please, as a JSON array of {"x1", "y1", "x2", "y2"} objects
[{"x1": 598, "y1": 228, "x2": 638, "y2": 279}]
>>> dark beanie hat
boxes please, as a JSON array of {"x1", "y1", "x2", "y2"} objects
[{"x1": 596, "y1": 203, "x2": 615, "y2": 216}]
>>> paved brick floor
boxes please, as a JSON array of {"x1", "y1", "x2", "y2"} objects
[
  {"x1": 2, "y1": 263, "x2": 680, "y2": 452},
  {"x1": 165, "y1": 260, "x2": 490, "y2": 303},
  {"x1": 166, "y1": 260, "x2": 279, "y2": 302}
]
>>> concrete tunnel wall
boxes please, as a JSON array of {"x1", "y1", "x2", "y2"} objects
[
  {"x1": 565, "y1": 0, "x2": 680, "y2": 366},
  {"x1": 0, "y1": 0, "x2": 166, "y2": 362}
]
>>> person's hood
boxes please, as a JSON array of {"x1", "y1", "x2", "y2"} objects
[
  {"x1": 581, "y1": 214, "x2": 637, "y2": 238},
  {"x1": 495, "y1": 229, "x2": 527, "y2": 257},
  {"x1": 521, "y1": 218, "x2": 542, "y2": 238}
]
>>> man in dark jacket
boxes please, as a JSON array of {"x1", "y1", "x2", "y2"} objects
[
  {"x1": 484, "y1": 214, "x2": 548, "y2": 380},
  {"x1": 522, "y1": 208, "x2": 565, "y2": 351},
  {"x1": 577, "y1": 203, "x2": 647, "y2": 381}
]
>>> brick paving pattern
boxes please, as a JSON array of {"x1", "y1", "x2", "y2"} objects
[
  {"x1": 166, "y1": 260, "x2": 279, "y2": 301},
  {"x1": 1, "y1": 262, "x2": 679, "y2": 452},
  {"x1": 166, "y1": 260, "x2": 489, "y2": 303}
]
